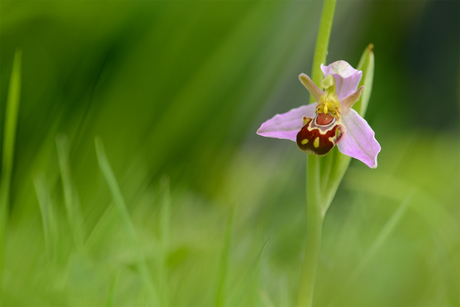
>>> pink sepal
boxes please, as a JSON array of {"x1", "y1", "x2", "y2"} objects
[
  {"x1": 257, "y1": 104, "x2": 317, "y2": 142},
  {"x1": 338, "y1": 109, "x2": 381, "y2": 168}
]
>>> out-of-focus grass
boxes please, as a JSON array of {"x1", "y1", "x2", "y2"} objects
[
  {"x1": 96, "y1": 137, "x2": 161, "y2": 306},
  {"x1": 2, "y1": 133, "x2": 459, "y2": 306},
  {"x1": 0, "y1": 0, "x2": 459, "y2": 306},
  {"x1": 0, "y1": 48, "x2": 21, "y2": 292}
]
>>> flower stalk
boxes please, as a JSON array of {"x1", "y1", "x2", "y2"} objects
[
  {"x1": 297, "y1": 154, "x2": 323, "y2": 307},
  {"x1": 310, "y1": 0, "x2": 337, "y2": 103},
  {"x1": 297, "y1": 0, "x2": 336, "y2": 305},
  {"x1": 255, "y1": 0, "x2": 377, "y2": 305}
]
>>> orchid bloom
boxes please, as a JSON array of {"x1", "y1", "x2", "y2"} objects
[{"x1": 257, "y1": 60, "x2": 381, "y2": 168}]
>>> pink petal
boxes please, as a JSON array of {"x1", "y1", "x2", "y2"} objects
[
  {"x1": 337, "y1": 109, "x2": 381, "y2": 168},
  {"x1": 340, "y1": 86, "x2": 364, "y2": 115},
  {"x1": 321, "y1": 61, "x2": 362, "y2": 100},
  {"x1": 299, "y1": 73, "x2": 324, "y2": 103},
  {"x1": 257, "y1": 104, "x2": 317, "y2": 142}
]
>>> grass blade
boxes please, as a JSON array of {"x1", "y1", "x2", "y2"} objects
[
  {"x1": 328, "y1": 190, "x2": 414, "y2": 306},
  {"x1": 33, "y1": 174, "x2": 59, "y2": 264},
  {"x1": 258, "y1": 289, "x2": 275, "y2": 307},
  {"x1": 105, "y1": 271, "x2": 119, "y2": 307},
  {"x1": 95, "y1": 137, "x2": 159, "y2": 306},
  {"x1": 215, "y1": 206, "x2": 234, "y2": 307},
  {"x1": 227, "y1": 238, "x2": 269, "y2": 307},
  {"x1": 352, "y1": 190, "x2": 413, "y2": 278},
  {"x1": 158, "y1": 177, "x2": 171, "y2": 306},
  {"x1": 0, "y1": 49, "x2": 22, "y2": 296},
  {"x1": 85, "y1": 204, "x2": 116, "y2": 253},
  {"x1": 56, "y1": 134, "x2": 85, "y2": 254}
]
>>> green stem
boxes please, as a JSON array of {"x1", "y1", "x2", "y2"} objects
[
  {"x1": 310, "y1": 0, "x2": 337, "y2": 99},
  {"x1": 297, "y1": 155, "x2": 324, "y2": 307},
  {"x1": 297, "y1": 0, "x2": 336, "y2": 306}
]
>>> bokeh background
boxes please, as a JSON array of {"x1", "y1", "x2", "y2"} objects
[{"x1": 1, "y1": 0, "x2": 459, "y2": 306}]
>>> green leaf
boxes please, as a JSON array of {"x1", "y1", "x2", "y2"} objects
[
  {"x1": 318, "y1": 43, "x2": 376, "y2": 216},
  {"x1": 354, "y1": 44, "x2": 375, "y2": 116},
  {"x1": 0, "y1": 48, "x2": 22, "y2": 281}
]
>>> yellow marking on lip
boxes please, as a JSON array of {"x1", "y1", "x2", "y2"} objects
[
  {"x1": 314, "y1": 137, "x2": 320, "y2": 148},
  {"x1": 301, "y1": 139, "x2": 309, "y2": 145}
]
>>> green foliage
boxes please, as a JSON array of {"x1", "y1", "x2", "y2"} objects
[
  {"x1": 355, "y1": 44, "x2": 374, "y2": 116},
  {"x1": 0, "y1": 48, "x2": 21, "y2": 290},
  {"x1": 0, "y1": 1, "x2": 458, "y2": 306},
  {"x1": 96, "y1": 137, "x2": 160, "y2": 306}
]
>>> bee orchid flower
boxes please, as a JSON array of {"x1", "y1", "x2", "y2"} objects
[{"x1": 257, "y1": 60, "x2": 381, "y2": 168}]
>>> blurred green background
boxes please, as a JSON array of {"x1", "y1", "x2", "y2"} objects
[{"x1": 1, "y1": 0, "x2": 459, "y2": 306}]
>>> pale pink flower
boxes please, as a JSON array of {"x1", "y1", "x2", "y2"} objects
[{"x1": 257, "y1": 60, "x2": 380, "y2": 168}]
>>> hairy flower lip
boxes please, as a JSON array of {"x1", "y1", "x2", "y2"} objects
[{"x1": 257, "y1": 60, "x2": 381, "y2": 168}]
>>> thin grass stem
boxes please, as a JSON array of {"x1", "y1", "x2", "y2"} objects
[
  {"x1": 328, "y1": 190, "x2": 414, "y2": 305},
  {"x1": 95, "y1": 137, "x2": 160, "y2": 306},
  {"x1": 297, "y1": 155, "x2": 324, "y2": 307},
  {"x1": 158, "y1": 177, "x2": 171, "y2": 306},
  {"x1": 85, "y1": 204, "x2": 116, "y2": 252},
  {"x1": 34, "y1": 174, "x2": 59, "y2": 264},
  {"x1": 259, "y1": 289, "x2": 275, "y2": 307},
  {"x1": 351, "y1": 190, "x2": 413, "y2": 280},
  {"x1": 227, "y1": 238, "x2": 269, "y2": 307},
  {"x1": 310, "y1": 0, "x2": 337, "y2": 104},
  {"x1": 0, "y1": 49, "x2": 21, "y2": 300},
  {"x1": 105, "y1": 271, "x2": 119, "y2": 307},
  {"x1": 56, "y1": 135, "x2": 85, "y2": 254},
  {"x1": 215, "y1": 206, "x2": 234, "y2": 307}
]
